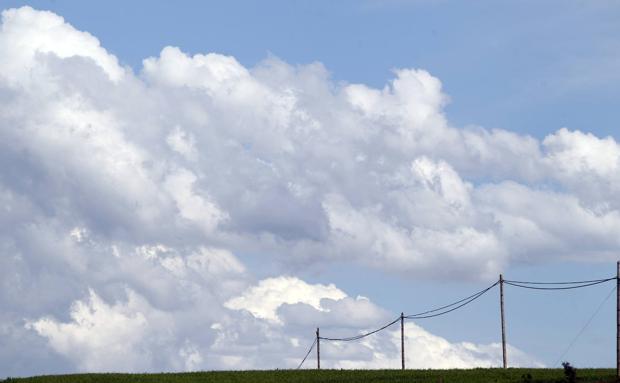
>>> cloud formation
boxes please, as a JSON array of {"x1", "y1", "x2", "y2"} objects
[{"x1": 0, "y1": 5, "x2": 616, "y2": 375}]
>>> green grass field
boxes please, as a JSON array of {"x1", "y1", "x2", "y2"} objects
[{"x1": 2, "y1": 369, "x2": 617, "y2": 383}]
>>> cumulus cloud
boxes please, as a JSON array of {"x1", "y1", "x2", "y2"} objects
[
  {"x1": 544, "y1": 128, "x2": 620, "y2": 178},
  {"x1": 0, "y1": 6, "x2": 124, "y2": 83},
  {"x1": 28, "y1": 289, "x2": 168, "y2": 372},
  {"x1": 0, "y1": 5, "x2": 615, "y2": 375},
  {"x1": 164, "y1": 168, "x2": 228, "y2": 233},
  {"x1": 224, "y1": 276, "x2": 347, "y2": 322},
  {"x1": 28, "y1": 277, "x2": 541, "y2": 372}
]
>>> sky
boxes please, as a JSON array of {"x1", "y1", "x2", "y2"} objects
[{"x1": 1, "y1": 0, "x2": 620, "y2": 377}]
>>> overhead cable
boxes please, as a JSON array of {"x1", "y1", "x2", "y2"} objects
[
  {"x1": 319, "y1": 316, "x2": 401, "y2": 342},
  {"x1": 405, "y1": 281, "x2": 499, "y2": 319},
  {"x1": 320, "y1": 281, "x2": 500, "y2": 342},
  {"x1": 553, "y1": 285, "x2": 617, "y2": 366},
  {"x1": 305, "y1": 275, "x2": 615, "y2": 352},
  {"x1": 504, "y1": 277, "x2": 615, "y2": 285},
  {"x1": 296, "y1": 338, "x2": 317, "y2": 369},
  {"x1": 504, "y1": 278, "x2": 615, "y2": 291}
]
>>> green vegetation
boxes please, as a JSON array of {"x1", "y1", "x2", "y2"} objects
[{"x1": 2, "y1": 368, "x2": 617, "y2": 383}]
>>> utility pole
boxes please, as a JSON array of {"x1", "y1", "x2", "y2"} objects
[
  {"x1": 316, "y1": 327, "x2": 320, "y2": 370},
  {"x1": 616, "y1": 262, "x2": 620, "y2": 378},
  {"x1": 401, "y1": 312, "x2": 405, "y2": 370},
  {"x1": 500, "y1": 274, "x2": 507, "y2": 369}
]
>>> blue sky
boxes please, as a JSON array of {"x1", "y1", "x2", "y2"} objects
[{"x1": 1, "y1": 0, "x2": 620, "y2": 376}]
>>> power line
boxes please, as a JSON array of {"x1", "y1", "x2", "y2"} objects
[
  {"x1": 505, "y1": 278, "x2": 615, "y2": 291},
  {"x1": 505, "y1": 277, "x2": 615, "y2": 285},
  {"x1": 406, "y1": 281, "x2": 499, "y2": 319},
  {"x1": 319, "y1": 281, "x2": 501, "y2": 343},
  {"x1": 296, "y1": 338, "x2": 317, "y2": 369},
  {"x1": 552, "y1": 285, "x2": 617, "y2": 367},
  {"x1": 298, "y1": 272, "x2": 619, "y2": 370},
  {"x1": 319, "y1": 316, "x2": 401, "y2": 342}
]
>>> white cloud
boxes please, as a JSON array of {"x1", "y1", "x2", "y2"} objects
[
  {"x1": 28, "y1": 273, "x2": 542, "y2": 372},
  {"x1": 0, "y1": 6, "x2": 123, "y2": 84},
  {"x1": 143, "y1": 46, "x2": 250, "y2": 92},
  {"x1": 543, "y1": 128, "x2": 620, "y2": 178},
  {"x1": 187, "y1": 247, "x2": 246, "y2": 276},
  {"x1": 0, "y1": 5, "x2": 616, "y2": 375},
  {"x1": 344, "y1": 68, "x2": 447, "y2": 129},
  {"x1": 167, "y1": 126, "x2": 198, "y2": 161},
  {"x1": 164, "y1": 168, "x2": 228, "y2": 233},
  {"x1": 475, "y1": 182, "x2": 620, "y2": 261},
  {"x1": 411, "y1": 156, "x2": 472, "y2": 210},
  {"x1": 28, "y1": 289, "x2": 163, "y2": 372},
  {"x1": 225, "y1": 276, "x2": 347, "y2": 322}
]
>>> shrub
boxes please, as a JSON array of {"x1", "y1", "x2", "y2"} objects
[
  {"x1": 562, "y1": 361, "x2": 577, "y2": 383},
  {"x1": 520, "y1": 373, "x2": 533, "y2": 383}
]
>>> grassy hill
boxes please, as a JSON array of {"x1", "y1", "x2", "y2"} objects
[{"x1": 2, "y1": 368, "x2": 617, "y2": 383}]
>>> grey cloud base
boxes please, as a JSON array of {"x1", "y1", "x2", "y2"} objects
[{"x1": 0, "y1": 5, "x2": 615, "y2": 375}]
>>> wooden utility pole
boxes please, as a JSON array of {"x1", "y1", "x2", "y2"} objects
[
  {"x1": 401, "y1": 312, "x2": 405, "y2": 370},
  {"x1": 316, "y1": 327, "x2": 320, "y2": 370},
  {"x1": 616, "y1": 262, "x2": 620, "y2": 378},
  {"x1": 500, "y1": 274, "x2": 507, "y2": 369}
]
